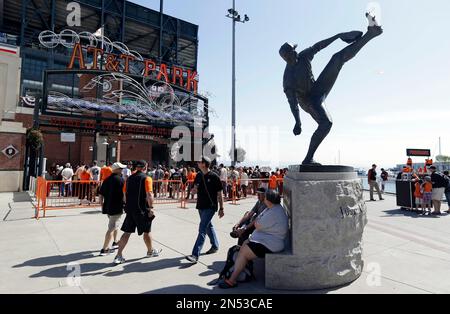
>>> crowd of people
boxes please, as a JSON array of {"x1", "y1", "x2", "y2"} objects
[
  {"x1": 411, "y1": 166, "x2": 450, "y2": 215},
  {"x1": 46, "y1": 162, "x2": 287, "y2": 203},
  {"x1": 95, "y1": 157, "x2": 289, "y2": 290},
  {"x1": 368, "y1": 163, "x2": 450, "y2": 215}
]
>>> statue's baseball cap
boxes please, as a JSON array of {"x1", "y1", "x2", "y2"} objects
[{"x1": 279, "y1": 42, "x2": 298, "y2": 56}]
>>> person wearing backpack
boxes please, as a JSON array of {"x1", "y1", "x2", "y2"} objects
[
  {"x1": 430, "y1": 166, "x2": 447, "y2": 215},
  {"x1": 443, "y1": 171, "x2": 450, "y2": 213},
  {"x1": 219, "y1": 189, "x2": 289, "y2": 289}
]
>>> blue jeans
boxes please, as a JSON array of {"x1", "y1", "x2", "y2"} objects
[{"x1": 192, "y1": 209, "x2": 219, "y2": 257}]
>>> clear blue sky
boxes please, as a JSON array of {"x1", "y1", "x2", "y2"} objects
[{"x1": 135, "y1": 0, "x2": 450, "y2": 168}]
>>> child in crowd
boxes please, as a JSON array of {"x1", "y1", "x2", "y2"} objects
[
  {"x1": 421, "y1": 177, "x2": 433, "y2": 214},
  {"x1": 413, "y1": 179, "x2": 423, "y2": 212}
]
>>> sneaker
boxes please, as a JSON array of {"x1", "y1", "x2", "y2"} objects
[
  {"x1": 366, "y1": 12, "x2": 380, "y2": 27},
  {"x1": 380, "y1": 198, "x2": 385, "y2": 201},
  {"x1": 147, "y1": 248, "x2": 162, "y2": 258},
  {"x1": 111, "y1": 242, "x2": 119, "y2": 250},
  {"x1": 113, "y1": 255, "x2": 126, "y2": 265},
  {"x1": 205, "y1": 247, "x2": 219, "y2": 255},
  {"x1": 185, "y1": 255, "x2": 198, "y2": 264},
  {"x1": 99, "y1": 249, "x2": 110, "y2": 256}
]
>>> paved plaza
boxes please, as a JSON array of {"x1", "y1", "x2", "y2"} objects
[{"x1": 1, "y1": 191, "x2": 450, "y2": 294}]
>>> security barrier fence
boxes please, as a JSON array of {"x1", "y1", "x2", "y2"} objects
[{"x1": 33, "y1": 178, "x2": 284, "y2": 219}]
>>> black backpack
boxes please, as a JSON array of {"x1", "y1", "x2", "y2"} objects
[{"x1": 218, "y1": 245, "x2": 255, "y2": 283}]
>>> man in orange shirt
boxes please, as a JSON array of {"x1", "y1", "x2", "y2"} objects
[
  {"x1": 114, "y1": 160, "x2": 161, "y2": 264},
  {"x1": 269, "y1": 172, "x2": 278, "y2": 191},
  {"x1": 187, "y1": 167, "x2": 197, "y2": 200},
  {"x1": 79, "y1": 165, "x2": 93, "y2": 204},
  {"x1": 100, "y1": 162, "x2": 113, "y2": 181}
]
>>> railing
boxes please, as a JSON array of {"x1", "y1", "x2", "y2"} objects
[{"x1": 33, "y1": 177, "x2": 285, "y2": 219}]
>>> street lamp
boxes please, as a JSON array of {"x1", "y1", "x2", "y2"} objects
[{"x1": 226, "y1": 0, "x2": 249, "y2": 166}]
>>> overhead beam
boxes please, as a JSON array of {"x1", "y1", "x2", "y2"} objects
[{"x1": 0, "y1": 0, "x2": 4, "y2": 29}]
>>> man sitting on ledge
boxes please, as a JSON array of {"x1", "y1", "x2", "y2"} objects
[{"x1": 219, "y1": 190, "x2": 289, "y2": 289}]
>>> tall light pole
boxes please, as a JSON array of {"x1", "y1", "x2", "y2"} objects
[{"x1": 226, "y1": 0, "x2": 249, "y2": 166}]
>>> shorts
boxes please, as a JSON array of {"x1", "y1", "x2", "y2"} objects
[
  {"x1": 432, "y1": 187, "x2": 445, "y2": 201},
  {"x1": 121, "y1": 211, "x2": 154, "y2": 235},
  {"x1": 107, "y1": 214, "x2": 122, "y2": 232},
  {"x1": 422, "y1": 192, "x2": 432, "y2": 205},
  {"x1": 415, "y1": 198, "x2": 423, "y2": 205},
  {"x1": 247, "y1": 241, "x2": 272, "y2": 258}
]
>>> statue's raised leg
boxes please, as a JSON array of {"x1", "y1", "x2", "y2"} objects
[{"x1": 311, "y1": 26, "x2": 383, "y2": 100}]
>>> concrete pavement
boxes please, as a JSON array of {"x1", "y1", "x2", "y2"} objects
[{"x1": 1, "y1": 191, "x2": 450, "y2": 294}]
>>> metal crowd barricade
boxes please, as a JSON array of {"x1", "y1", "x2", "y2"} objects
[
  {"x1": 180, "y1": 177, "x2": 285, "y2": 208},
  {"x1": 34, "y1": 176, "x2": 285, "y2": 219},
  {"x1": 35, "y1": 179, "x2": 101, "y2": 218},
  {"x1": 152, "y1": 179, "x2": 187, "y2": 206},
  {"x1": 228, "y1": 178, "x2": 285, "y2": 204}
]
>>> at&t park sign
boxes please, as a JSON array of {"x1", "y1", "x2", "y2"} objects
[{"x1": 39, "y1": 30, "x2": 199, "y2": 93}]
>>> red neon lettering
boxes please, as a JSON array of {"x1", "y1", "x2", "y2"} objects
[
  {"x1": 144, "y1": 60, "x2": 156, "y2": 77},
  {"x1": 120, "y1": 54, "x2": 135, "y2": 73},
  {"x1": 172, "y1": 66, "x2": 184, "y2": 87},
  {"x1": 68, "y1": 43, "x2": 86, "y2": 69},
  {"x1": 87, "y1": 47, "x2": 104, "y2": 70},
  {"x1": 157, "y1": 63, "x2": 169, "y2": 83},
  {"x1": 186, "y1": 70, "x2": 198, "y2": 93}
]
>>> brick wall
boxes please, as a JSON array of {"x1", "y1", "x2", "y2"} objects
[{"x1": 0, "y1": 132, "x2": 25, "y2": 171}]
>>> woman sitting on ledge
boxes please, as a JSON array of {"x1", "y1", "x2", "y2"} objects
[{"x1": 219, "y1": 189, "x2": 289, "y2": 289}]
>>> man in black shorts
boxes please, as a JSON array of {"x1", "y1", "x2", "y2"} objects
[{"x1": 113, "y1": 160, "x2": 162, "y2": 264}]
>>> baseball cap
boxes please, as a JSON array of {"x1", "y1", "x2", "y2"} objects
[
  {"x1": 429, "y1": 165, "x2": 437, "y2": 170},
  {"x1": 111, "y1": 162, "x2": 127, "y2": 171},
  {"x1": 134, "y1": 160, "x2": 147, "y2": 168},
  {"x1": 256, "y1": 187, "x2": 267, "y2": 194}
]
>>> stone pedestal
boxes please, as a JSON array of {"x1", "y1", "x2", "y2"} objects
[{"x1": 265, "y1": 165, "x2": 367, "y2": 290}]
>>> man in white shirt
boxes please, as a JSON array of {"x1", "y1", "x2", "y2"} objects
[
  {"x1": 61, "y1": 163, "x2": 74, "y2": 197},
  {"x1": 219, "y1": 164, "x2": 228, "y2": 197},
  {"x1": 122, "y1": 162, "x2": 132, "y2": 180},
  {"x1": 90, "y1": 160, "x2": 101, "y2": 181},
  {"x1": 239, "y1": 168, "x2": 249, "y2": 198}
]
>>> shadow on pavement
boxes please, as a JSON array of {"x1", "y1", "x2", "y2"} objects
[
  {"x1": 29, "y1": 262, "x2": 114, "y2": 278},
  {"x1": 143, "y1": 284, "x2": 220, "y2": 294},
  {"x1": 382, "y1": 208, "x2": 447, "y2": 219},
  {"x1": 13, "y1": 250, "x2": 98, "y2": 268},
  {"x1": 104, "y1": 256, "x2": 195, "y2": 277}
]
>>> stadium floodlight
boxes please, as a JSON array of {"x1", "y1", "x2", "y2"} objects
[{"x1": 225, "y1": 0, "x2": 250, "y2": 166}]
